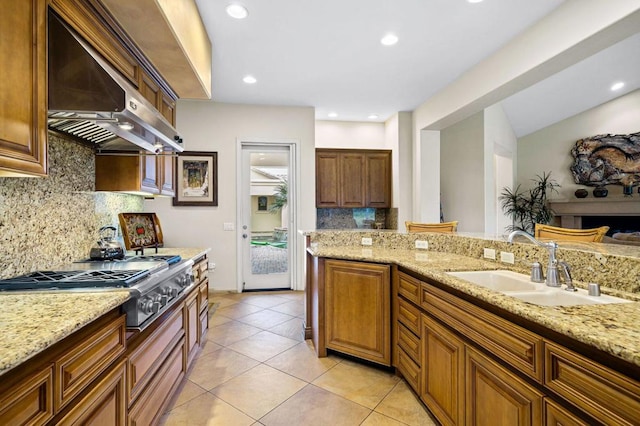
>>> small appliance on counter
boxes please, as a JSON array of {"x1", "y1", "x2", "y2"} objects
[{"x1": 89, "y1": 225, "x2": 126, "y2": 260}]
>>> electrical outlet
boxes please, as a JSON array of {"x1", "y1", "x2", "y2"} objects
[
  {"x1": 500, "y1": 251, "x2": 515, "y2": 264},
  {"x1": 223, "y1": 222, "x2": 235, "y2": 231},
  {"x1": 415, "y1": 252, "x2": 429, "y2": 262},
  {"x1": 208, "y1": 262, "x2": 216, "y2": 270},
  {"x1": 415, "y1": 240, "x2": 429, "y2": 249},
  {"x1": 361, "y1": 237, "x2": 373, "y2": 246},
  {"x1": 483, "y1": 248, "x2": 496, "y2": 260}
]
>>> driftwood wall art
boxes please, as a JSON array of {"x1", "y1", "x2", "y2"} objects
[{"x1": 570, "y1": 132, "x2": 640, "y2": 186}]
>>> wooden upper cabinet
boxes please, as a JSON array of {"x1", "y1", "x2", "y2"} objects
[
  {"x1": 316, "y1": 149, "x2": 391, "y2": 208},
  {"x1": 316, "y1": 151, "x2": 341, "y2": 207},
  {"x1": 0, "y1": 0, "x2": 48, "y2": 176},
  {"x1": 96, "y1": 154, "x2": 174, "y2": 196},
  {"x1": 161, "y1": 92, "x2": 177, "y2": 126},
  {"x1": 340, "y1": 152, "x2": 366, "y2": 207},
  {"x1": 366, "y1": 152, "x2": 392, "y2": 207}
]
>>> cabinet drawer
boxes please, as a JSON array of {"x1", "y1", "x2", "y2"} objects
[
  {"x1": 421, "y1": 282, "x2": 543, "y2": 382},
  {"x1": 544, "y1": 341, "x2": 640, "y2": 425},
  {"x1": 398, "y1": 297, "x2": 420, "y2": 335},
  {"x1": 396, "y1": 347, "x2": 421, "y2": 393},
  {"x1": 129, "y1": 339, "x2": 186, "y2": 426},
  {"x1": 397, "y1": 271, "x2": 421, "y2": 305},
  {"x1": 199, "y1": 278, "x2": 209, "y2": 314},
  {"x1": 544, "y1": 398, "x2": 590, "y2": 426},
  {"x1": 57, "y1": 360, "x2": 126, "y2": 426},
  {"x1": 128, "y1": 307, "x2": 184, "y2": 403},
  {"x1": 397, "y1": 323, "x2": 421, "y2": 365},
  {"x1": 55, "y1": 315, "x2": 126, "y2": 411},
  {"x1": 0, "y1": 365, "x2": 53, "y2": 426}
]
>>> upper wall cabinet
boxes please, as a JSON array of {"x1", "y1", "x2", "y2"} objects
[
  {"x1": 0, "y1": 0, "x2": 48, "y2": 176},
  {"x1": 316, "y1": 149, "x2": 392, "y2": 208}
]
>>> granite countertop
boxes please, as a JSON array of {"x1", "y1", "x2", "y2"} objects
[
  {"x1": 308, "y1": 245, "x2": 640, "y2": 368},
  {"x1": 0, "y1": 247, "x2": 210, "y2": 377}
]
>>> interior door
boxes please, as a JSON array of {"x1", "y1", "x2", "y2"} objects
[{"x1": 240, "y1": 145, "x2": 291, "y2": 290}]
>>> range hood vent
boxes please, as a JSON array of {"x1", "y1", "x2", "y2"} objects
[{"x1": 47, "y1": 11, "x2": 183, "y2": 154}]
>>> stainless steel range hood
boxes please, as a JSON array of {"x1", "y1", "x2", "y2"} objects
[{"x1": 47, "y1": 11, "x2": 183, "y2": 154}]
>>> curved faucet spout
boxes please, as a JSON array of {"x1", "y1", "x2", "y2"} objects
[{"x1": 507, "y1": 230, "x2": 560, "y2": 287}]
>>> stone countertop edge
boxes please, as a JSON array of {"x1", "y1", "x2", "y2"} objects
[
  {"x1": 308, "y1": 245, "x2": 640, "y2": 368},
  {"x1": 0, "y1": 247, "x2": 210, "y2": 377}
]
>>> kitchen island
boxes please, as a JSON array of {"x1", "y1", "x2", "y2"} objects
[
  {"x1": 306, "y1": 230, "x2": 640, "y2": 425},
  {"x1": 0, "y1": 247, "x2": 210, "y2": 425}
]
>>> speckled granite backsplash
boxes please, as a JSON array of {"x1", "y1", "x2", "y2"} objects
[
  {"x1": 0, "y1": 133, "x2": 143, "y2": 279},
  {"x1": 316, "y1": 208, "x2": 398, "y2": 229},
  {"x1": 308, "y1": 230, "x2": 640, "y2": 294}
]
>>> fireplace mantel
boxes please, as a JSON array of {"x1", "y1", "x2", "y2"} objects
[{"x1": 549, "y1": 197, "x2": 640, "y2": 228}]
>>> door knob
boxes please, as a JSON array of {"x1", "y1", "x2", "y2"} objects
[{"x1": 243, "y1": 234, "x2": 248, "y2": 238}]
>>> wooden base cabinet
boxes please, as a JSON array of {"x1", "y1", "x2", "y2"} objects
[
  {"x1": 324, "y1": 259, "x2": 391, "y2": 366},
  {"x1": 465, "y1": 346, "x2": 543, "y2": 426},
  {"x1": 57, "y1": 360, "x2": 127, "y2": 426},
  {"x1": 421, "y1": 314, "x2": 464, "y2": 426}
]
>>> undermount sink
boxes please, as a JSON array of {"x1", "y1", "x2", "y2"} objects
[
  {"x1": 447, "y1": 270, "x2": 538, "y2": 292},
  {"x1": 447, "y1": 270, "x2": 632, "y2": 306}
]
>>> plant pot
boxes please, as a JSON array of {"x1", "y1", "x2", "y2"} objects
[{"x1": 593, "y1": 186, "x2": 608, "y2": 198}]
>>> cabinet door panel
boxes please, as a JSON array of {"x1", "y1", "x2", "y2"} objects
[
  {"x1": 0, "y1": 365, "x2": 53, "y2": 426},
  {"x1": 340, "y1": 153, "x2": 366, "y2": 207},
  {"x1": 365, "y1": 152, "x2": 391, "y2": 207},
  {"x1": 185, "y1": 290, "x2": 199, "y2": 368},
  {"x1": 56, "y1": 360, "x2": 126, "y2": 426},
  {"x1": 160, "y1": 154, "x2": 175, "y2": 196},
  {"x1": 140, "y1": 155, "x2": 160, "y2": 194},
  {"x1": 421, "y1": 314, "x2": 464, "y2": 426},
  {"x1": 316, "y1": 152, "x2": 340, "y2": 207},
  {"x1": 466, "y1": 346, "x2": 543, "y2": 426},
  {"x1": 0, "y1": 0, "x2": 47, "y2": 176},
  {"x1": 325, "y1": 259, "x2": 391, "y2": 365},
  {"x1": 544, "y1": 398, "x2": 590, "y2": 426}
]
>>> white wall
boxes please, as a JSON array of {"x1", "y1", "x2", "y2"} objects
[
  {"x1": 484, "y1": 104, "x2": 517, "y2": 235},
  {"x1": 518, "y1": 89, "x2": 640, "y2": 199},
  {"x1": 412, "y1": 2, "x2": 640, "y2": 223},
  {"x1": 385, "y1": 112, "x2": 413, "y2": 228},
  {"x1": 315, "y1": 120, "x2": 386, "y2": 148},
  {"x1": 440, "y1": 112, "x2": 485, "y2": 232},
  {"x1": 145, "y1": 101, "x2": 315, "y2": 292}
]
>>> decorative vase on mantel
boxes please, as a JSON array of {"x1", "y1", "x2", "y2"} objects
[
  {"x1": 593, "y1": 186, "x2": 608, "y2": 198},
  {"x1": 574, "y1": 188, "x2": 588, "y2": 198}
]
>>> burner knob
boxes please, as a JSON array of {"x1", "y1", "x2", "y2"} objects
[
  {"x1": 167, "y1": 288, "x2": 179, "y2": 298},
  {"x1": 178, "y1": 274, "x2": 192, "y2": 288},
  {"x1": 153, "y1": 294, "x2": 168, "y2": 306},
  {"x1": 139, "y1": 299, "x2": 159, "y2": 315}
]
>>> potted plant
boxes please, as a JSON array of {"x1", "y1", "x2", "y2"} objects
[
  {"x1": 499, "y1": 172, "x2": 560, "y2": 235},
  {"x1": 269, "y1": 178, "x2": 288, "y2": 213}
]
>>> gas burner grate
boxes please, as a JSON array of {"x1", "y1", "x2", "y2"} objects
[{"x1": 0, "y1": 269, "x2": 149, "y2": 290}]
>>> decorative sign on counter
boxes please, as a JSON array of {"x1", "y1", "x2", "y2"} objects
[{"x1": 118, "y1": 213, "x2": 164, "y2": 250}]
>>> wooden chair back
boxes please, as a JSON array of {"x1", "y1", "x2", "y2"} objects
[
  {"x1": 534, "y1": 223, "x2": 609, "y2": 243},
  {"x1": 405, "y1": 221, "x2": 458, "y2": 233}
]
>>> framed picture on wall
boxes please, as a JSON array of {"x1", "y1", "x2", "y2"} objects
[
  {"x1": 258, "y1": 196, "x2": 268, "y2": 211},
  {"x1": 173, "y1": 151, "x2": 218, "y2": 206}
]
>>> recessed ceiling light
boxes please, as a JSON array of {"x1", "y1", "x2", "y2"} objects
[
  {"x1": 243, "y1": 75, "x2": 257, "y2": 84},
  {"x1": 467, "y1": 0, "x2": 484, "y2": 3},
  {"x1": 368, "y1": 114, "x2": 379, "y2": 120},
  {"x1": 118, "y1": 121, "x2": 134, "y2": 130},
  {"x1": 328, "y1": 112, "x2": 338, "y2": 118},
  {"x1": 226, "y1": 4, "x2": 248, "y2": 19},
  {"x1": 611, "y1": 81, "x2": 625, "y2": 91},
  {"x1": 380, "y1": 33, "x2": 399, "y2": 46}
]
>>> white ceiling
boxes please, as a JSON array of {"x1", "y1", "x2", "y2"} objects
[{"x1": 195, "y1": 0, "x2": 638, "y2": 136}]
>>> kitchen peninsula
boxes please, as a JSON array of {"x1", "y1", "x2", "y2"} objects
[
  {"x1": 305, "y1": 230, "x2": 640, "y2": 425},
  {"x1": 0, "y1": 248, "x2": 210, "y2": 425}
]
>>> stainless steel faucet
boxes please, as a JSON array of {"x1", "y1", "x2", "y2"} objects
[{"x1": 507, "y1": 230, "x2": 563, "y2": 287}]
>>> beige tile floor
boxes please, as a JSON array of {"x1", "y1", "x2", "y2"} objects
[{"x1": 160, "y1": 291, "x2": 437, "y2": 426}]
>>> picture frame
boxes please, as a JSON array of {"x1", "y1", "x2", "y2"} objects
[
  {"x1": 258, "y1": 196, "x2": 268, "y2": 211},
  {"x1": 173, "y1": 151, "x2": 218, "y2": 206}
]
